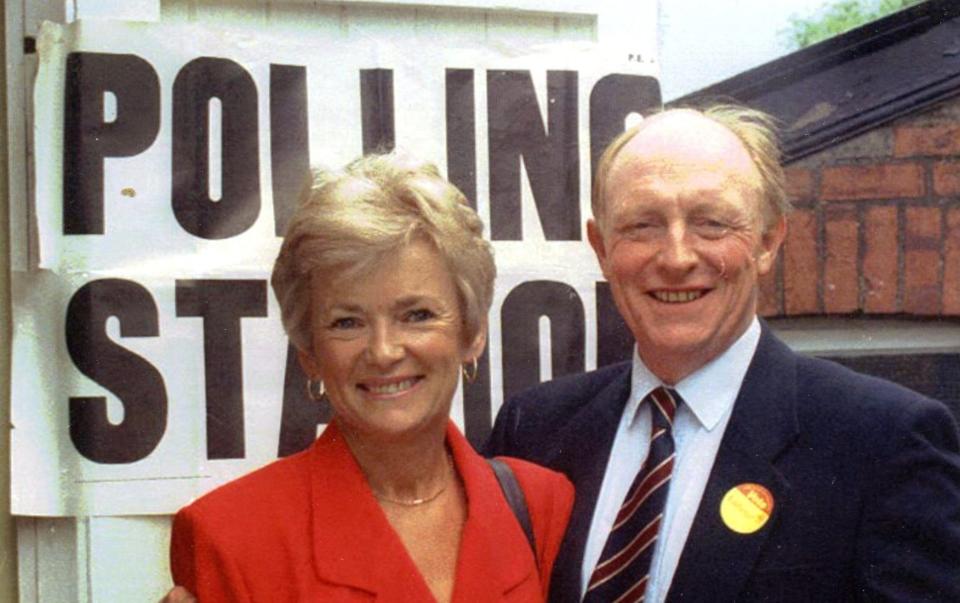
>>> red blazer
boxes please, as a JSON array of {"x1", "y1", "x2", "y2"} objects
[{"x1": 171, "y1": 421, "x2": 574, "y2": 602}]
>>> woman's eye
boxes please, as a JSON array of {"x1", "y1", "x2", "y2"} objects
[
  {"x1": 405, "y1": 308, "x2": 435, "y2": 322},
  {"x1": 329, "y1": 317, "x2": 359, "y2": 330}
]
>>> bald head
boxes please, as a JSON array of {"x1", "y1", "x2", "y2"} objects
[{"x1": 592, "y1": 105, "x2": 788, "y2": 231}]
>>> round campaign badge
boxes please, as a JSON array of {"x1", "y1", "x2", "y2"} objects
[{"x1": 719, "y1": 483, "x2": 774, "y2": 534}]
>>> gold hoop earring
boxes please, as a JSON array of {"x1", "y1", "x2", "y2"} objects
[
  {"x1": 461, "y1": 358, "x2": 479, "y2": 384},
  {"x1": 305, "y1": 377, "x2": 326, "y2": 401}
]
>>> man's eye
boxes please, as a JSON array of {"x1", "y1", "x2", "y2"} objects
[
  {"x1": 694, "y1": 219, "x2": 729, "y2": 236},
  {"x1": 621, "y1": 222, "x2": 654, "y2": 236},
  {"x1": 406, "y1": 308, "x2": 435, "y2": 322}
]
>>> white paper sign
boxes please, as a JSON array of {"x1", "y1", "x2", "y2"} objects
[{"x1": 13, "y1": 19, "x2": 660, "y2": 516}]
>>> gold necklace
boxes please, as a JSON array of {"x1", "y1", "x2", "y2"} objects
[{"x1": 373, "y1": 452, "x2": 453, "y2": 506}]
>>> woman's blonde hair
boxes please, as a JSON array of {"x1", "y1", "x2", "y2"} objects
[{"x1": 271, "y1": 151, "x2": 496, "y2": 352}]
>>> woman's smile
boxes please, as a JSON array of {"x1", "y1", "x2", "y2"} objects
[{"x1": 359, "y1": 376, "x2": 424, "y2": 398}]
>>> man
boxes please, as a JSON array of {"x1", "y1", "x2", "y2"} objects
[{"x1": 485, "y1": 105, "x2": 960, "y2": 601}]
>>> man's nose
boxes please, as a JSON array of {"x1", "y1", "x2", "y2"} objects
[
  {"x1": 365, "y1": 322, "x2": 405, "y2": 366},
  {"x1": 659, "y1": 224, "x2": 698, "y2": 272}
]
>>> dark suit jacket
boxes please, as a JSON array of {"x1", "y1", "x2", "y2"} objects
[
  {"x1": 486, "y1": 325, "x2": 960, "y2": 602},
  {"x1": 172, "y1": 420, "x2": 573, "y2": 602}
]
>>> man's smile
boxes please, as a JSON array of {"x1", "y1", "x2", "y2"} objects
[{"x1": 649, "y1": 290, "x2": 707, "y2": 303}]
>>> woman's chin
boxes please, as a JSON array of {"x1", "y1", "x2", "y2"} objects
[{"x1": 339, "y1": 411, "x2": 447, "y2": 444}]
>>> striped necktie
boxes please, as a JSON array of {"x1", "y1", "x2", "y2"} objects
[{"x1": 583, "y1": 386, "x2": 679, "y2": 603}]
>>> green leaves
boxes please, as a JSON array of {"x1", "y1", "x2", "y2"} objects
[{"x1": 782, "y1": 0, "x2": 922, "y2": 49}]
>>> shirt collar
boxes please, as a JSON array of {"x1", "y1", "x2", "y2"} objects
[{"x1": 627, "y1": 317, "x2": 762, "y2": 431}]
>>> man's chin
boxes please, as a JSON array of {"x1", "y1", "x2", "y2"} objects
[
  {"x1": 641, "y1": 328, "x2": 713, "y2": 353},
  {"x1": 637, "y1": 331, "x2": 724, "y2": 377}
]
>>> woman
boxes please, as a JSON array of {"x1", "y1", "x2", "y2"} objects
[{"x1": 169, "y1": 152, "x2": 574, "y2": 602}]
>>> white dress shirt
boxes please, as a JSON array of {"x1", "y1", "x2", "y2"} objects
[{"x1": 580, "y1": 318, "x2": 762, "y2": 602}]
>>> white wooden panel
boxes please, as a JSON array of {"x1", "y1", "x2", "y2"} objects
[
  {"x1": 259, "y1": 3, "x2": 347, "y2": 37},
  {"x1": 18, "y1": 518, "x2": 80, "y2": 603},
  {"x1": 88, "y1": 517, "x2": 173, "y2": 602},
  {"x1": 485, "y1": 11, "x2": 561, "y2": 45},
  {"x1": 554, "y1": 13, "x2": 595, "y2": 42},
  {"x1": 5, "y1": 0, "x2": 29, "y2": 271},
  {"x1": 9, "y1": 0, "x2": 72, "y2": 273},
  {"x1": 191, "y1": 0, "x2": 269, "y2": 26},
  {"x1": 342, "y1": 4, "x2": 419, "y2": 41},
  {"x1": 324, "y1": 0, "x2": 596, "y2": 14},
  {"x1": 73, "y1": 0, "x2": 161, "y2": 21},
  {"x1": 24, "y1": 0, "x2": 68, "y2": 32},
  {"x1": 15, "y1": 519, "x2": 37, "y2": 603},
  {"x1": 413, "y1": 7, "x2": 487, "y2": 43},
  {"x1": 163, "y1": 0, "x2": 348, "y2": 36},
  {"x1": 158, "y1": 0, "x2": 194, "y2": 21}
]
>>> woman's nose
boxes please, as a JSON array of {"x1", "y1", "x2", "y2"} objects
[{"x1": 365, "y1": 323, "x2": 404, "y2": 366}]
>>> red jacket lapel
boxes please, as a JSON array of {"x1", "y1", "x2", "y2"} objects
[
  {"x1": 308, "y1": 422, "x2": 433, "y2": 600},
  {"x1": 446, "y1": 423, "x2": 536, "y2": 600},
  {"x1": 307, "y1": 421, "x2": 537, "y2": 601}
]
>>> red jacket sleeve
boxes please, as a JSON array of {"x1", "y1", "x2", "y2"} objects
[
  {"x1": 170, "y1": 505, "x2": 253, "y2": 603},
  {"x1": 502, "y1": 457, "x2": 575, "y2": 599}
]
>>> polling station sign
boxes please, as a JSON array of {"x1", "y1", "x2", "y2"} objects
[{"x1": 12, "y1": 19, "x2": 660, "y2": 516}]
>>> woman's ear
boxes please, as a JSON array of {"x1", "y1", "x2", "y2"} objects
[
  {"x1": 464, "y1": 321, "x2": 488, "y2": 363},
  {"x1": 297, "y1": 347, "x2": 320, "y2": 377}
]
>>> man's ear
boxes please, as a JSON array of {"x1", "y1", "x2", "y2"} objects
[
  {"x1": 297, "y1": 347, "x2": 320, "y2": 378},
  {"x1": 756, "y1": 215, "x2": 787, "y2": 275},
  {"x1": 587, "y1": 218, "x2": 609, "y2": 275}
]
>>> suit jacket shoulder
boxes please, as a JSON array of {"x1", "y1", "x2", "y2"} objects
[
  {"x1": 668, "y1": 326, "x2": 960, "y2": 602},
  {"x1": 486, "y1": 362, "x2": 631, "y2": 463},
  {"x1": 793, "y1": 349, "x2": 960, "y2": 600}
]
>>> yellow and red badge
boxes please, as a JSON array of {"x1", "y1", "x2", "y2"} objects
[{"x1": 719, "y1": 483, "x2": 774, "y2": 534}]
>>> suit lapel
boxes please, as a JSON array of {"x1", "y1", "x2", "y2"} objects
[
  {"x1": 548, "y1": 365, "x2": 632, "y2": 602},
  {"x1": 667, "y1": 327, "x2": 799, "y2": 602}
]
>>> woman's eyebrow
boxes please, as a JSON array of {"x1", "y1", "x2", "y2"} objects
[
  {"x1": 393, "y1": 295, "x2": 436, "y2": 310},
  {"x1": 322, "y1": 302, "x2": 365, "y2": 314}
]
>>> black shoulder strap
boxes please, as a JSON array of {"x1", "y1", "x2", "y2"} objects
[{"x1": 487, "y1": 457, "x2": 537, "y2": 560}]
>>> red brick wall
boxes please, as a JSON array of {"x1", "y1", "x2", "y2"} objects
[{"x1": 759, "y1": 97, "x2": 960, "y2": 318}]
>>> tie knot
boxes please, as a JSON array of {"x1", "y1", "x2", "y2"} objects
[{"x1": 648, "y1": 386, "x2": 679, "y2": 426}]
